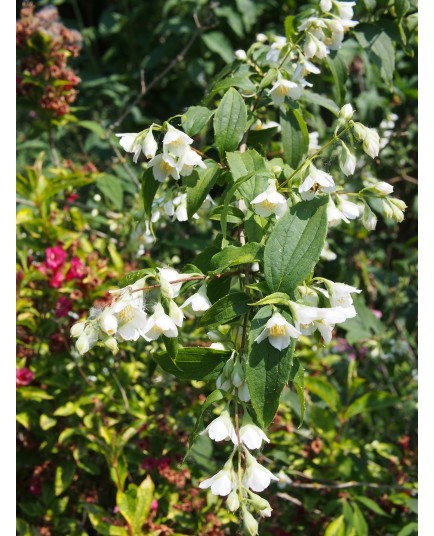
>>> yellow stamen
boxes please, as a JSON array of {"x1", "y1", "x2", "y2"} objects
[
  {"x1": 269, "y1": 324, "x2": 286, "y2": 336},
  {"x1": 117, "y1": 305, "x2": 134, "y2": 325}
]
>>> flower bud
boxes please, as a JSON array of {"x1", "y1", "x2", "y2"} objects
[
  {"x1": 70, "y1": 322, "x2": 85, "y2": 338},
  {"x1": 249, "y1": 492, "x2": 272, "y2": 517},
  {"x1": 362, "y1": 203, "x2": 377, "y2": 231},
  {"x1": 339, "y1": 143, "x2": 356, "y2": 176},
  {"x1": 226, "y1": 489, "x2": 240, "y2": 512},
  {"x1": 339, "y1": 103, "x2": 354, "y2": 121},
  {"x1": 76, "y1": 333, "x2": 90, "y2": 355},
  {"x1": 104, "y1": 336, "x2": 119, "y2": 354},
  {"x1": 142, "y1": 130, "x2": 158, "y2": 159},
  {"x1": 352, "y1": 122, "x2": 367, "y2": 141},
  {"x1": 235, "y1": 49, "x2": 247, "y2": 60},
  {"x1": 99, "y1": 312, "x2": 118, "y2": 336},
  {"x1": 242, "y1": 507, "x2": 259, "y2": 536},
  {"x1": 256, "y1": 33, "x2": 267, "y2": 42},
  {"x1": 372, "y1": 181, "x2": 394, "y2": 196},
  {"x1": 238, "y1": 382, "x2": 251, "y2": 402},
  {"x1": 320, "y1": 0, "x2": 333, "y2": 11},
  {"x1": 231, "y1": 361, "x2": 245, "y2": 388},
  {"x1": 389, "y1": 198, "x2": 407, "y2": 222},
  {"x1": 271, "y1": 165, "x2": 282, "y2": 175},
  {"x1": 362, "y1": 128, "x2": 380, "y2": 158}
]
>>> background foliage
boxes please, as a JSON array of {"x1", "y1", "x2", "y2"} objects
[{"x1": 16, "y1": 0, "x2": 417, "y2": 534}]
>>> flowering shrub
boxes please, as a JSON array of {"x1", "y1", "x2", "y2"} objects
[{"x1": 17, "y1": 1, "x2": 417, "y2": 535}]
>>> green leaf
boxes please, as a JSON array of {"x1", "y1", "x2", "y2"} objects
[
  {"x1": 186, "y1": 161, "x2": 220, "y2": 218},
  {"x1": 395, "y1": 0, "x2": 410, "y2": 18},
  {"x1": 189, "y1": 389, "x2": 225, "y2": 448},
  {"x1": 327, "y1": 50, "x2": 349, "y2": 105},
  {"x1": 398, "y1": 522, "x2": 418, "y2": 536},
  {"x1": 118, "y1": 268, "x2": 155, "y2": 288},
  {"x1": 302, "y1": 90, "x2": 340, "y2": 115},
  {"x1": 325, "y1": 515, "x2": 346, "y2": 536},
  {"x1": 214, "y1": 88, "x2": 247, "y2": 157},
  {"x1": 226, "y1": 149, "x2": 266, "y2": 179},
  {"x1": 209, "y1": 242, "x2": 263, "y2": 273},
  {"x1": 152, "y1": 347, "x2": 230, "y2": 381},
  {"x1": 249, "y1": 292, "x2": 291, "y2": 307},
  {"x1": 304, "y1": 376, "x2": 341, "y2": 413},
  {"x1": 78, "y1": 120, "x2": 105, "y2": 137},
  {"x1": 352, "y1": 503, "x2": 368, "y2": 536},
  {"x1": 199, "y1": 292, "x2": 250, "y2": 329},
  {"x1": 340, "y1": 295, "x2": 384, "y2": 344},
  {"x1": 344, "y1": 391, "x2": 396, "y2": 420},
  {"x1": 17, "y1": 387, "x2": 53, "y2": 402},
  {"x1": 202, "y1": 31, "x2": 234, "y2": 64},
  {"x1": 289, "y1": 357, "x2": 305, "y2": 427},
  {"x1": 141, "y1": 167, "x2": 159, "y2": 222},
  {"x1": 284, "y1": 15, "x2": 296, "y2": 40},
  {"x1": 96, "y1": 174, "x2": 124, "y2": 211},
  {"x1": 132, "y1": 476, "x2": 154, "y2": 534},
  {"x1": 264, "y1": 196, "x2": 328, "y2": 294},
  {"x1": 354, "y1": 24, "x2": 395, "y2": 85},
  {"x1": 280, "y1": 109, "x2": 309, "y2": 168},
  {"x1": 54, "y1": 460, "x2": 76, "y2": 496},
  {"x1": 209, "y1": 205, "x2": 245, "y2": 224},
  {"x1": 207, "y1": 74, "x2": 257, "y2": 101},
  {"x1": 40, "y1": 414, "x2": 57, "y2": 430},
  {"x1": 87, "y1": 504, "x2": 129, "y2": 535},
  {"x1": 259, "y1": 68, "x2": 278, "y2": 91},
  {"x1": 182, "y1": 106, "x2": 215, "y2": 137},
  {"x1": 162, "y1": 335, "x2": 179, "y2": 360},
  {"x1": 220, "y1": 171, "x2": 256, "y2": 244},
  {"x1": 237, "y1": 171, "x2": 274, "y2": 203},
  {"x1": 247, "y1": 306, "x2": 295, "y2": 427},
  {"x1": 354, "y1": 496, "x2": 390, "y2": 517}
]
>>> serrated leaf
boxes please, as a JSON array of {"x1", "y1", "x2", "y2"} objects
[
  {"x1": 354, "y1": 24, "x2": 395, "y2": 85},
  {"x1": 214, "y1": 88, "x2": 247, "y2": 157},
  {"x1": 207, "y1": 74, "x2": 257, "y2": 102},
  {"x1": 209, "y1": 242, "x2": 263, "y2": 273},
  {"x1": 199, "y1": 291, "x2": 250, "y2": 329},
  {"x1": 237, "y1": 170, "x2": 274, "y2": 202},
  {"x1": 344, "y1": 391, "x2": 396, "y2": 420},
  {"x1": 264, "y1": 196, "x2": 328, "y2": 294},
  {"x1": 281, "y1": 109, "x2": 309, "y2": 168},
  {"x1": 305, "y1": 376, "x2": 341, "y2": 413},
  {"x1": 247, "y1": 306, "x2": 296, "y2": 427},
  {"x1": 152, "y1": 347, "x2": 230, "y2": 381},
  {"x1": 186, "y1": 161, "x2": 220, "y2": 218},
  {"x1": 226, "y1": 149, "x2": 266, "y2": 179},
  {"x1": 189, "y1": 389, "x2": 225, "y2": 448},
  {"x1": 182, "y1": 106, "x2": 215, "y2": 136},
  {"x1": 141, "y1": 167, "x2": 159, "y2": 222},
  {"x1": 55, "y1": 460, "x2": 76, "y2": 496}
]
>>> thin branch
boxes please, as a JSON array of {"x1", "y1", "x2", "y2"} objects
[{"x1": 131, "y1": 270, "x2": 243, "y2": 293}]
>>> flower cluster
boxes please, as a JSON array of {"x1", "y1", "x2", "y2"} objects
[
  {"x1": 116, "y1": 124, "x2": 206, "y2": 181},
  {"x1": 70, "y1": 268, "x2": 212, "y2": 355},
  {"x1": 16, "y1": 4, "x2": 82, "y2": 118},
  {"x1": 37, "y1": 245, "x2": 85, "y2": 289}
]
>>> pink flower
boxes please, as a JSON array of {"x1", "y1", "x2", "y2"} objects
[
  {"x1": 16, "y1": 368, "x2": 34, "y2": 387},
  {"x1": 50, "y1": 270, "x2": 65, "y2": 288},
  {"x1": 66, "y1": 256, "x2": 85, "y2": 281},
  {"x1": 45, "y1": 245, "x2": 67, "y2": 270},
  {"x1": 55, "y1": 296, "x2": 72, "y2": 318},
  {"x1": 151, "y1": 499, "x2": 158, "y2": 511}
]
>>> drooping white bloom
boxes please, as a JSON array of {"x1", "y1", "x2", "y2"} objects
[
  {"x1": 235, "y1": 49, "x2": 247, "y2": 60},
  {"x1": 168, "y1": 299, "x2": 184, "y2": 327},
  {"x1": 99, "y1": 310, "x2": 118, "y2": 336},
  {"x1": 324, "y1": 19, "x2": 345, "y2": 50},
  {"x1": 142, "y1": 130, "x2": 158, "y2": 159},
  {"x1": 111, "y1": 281, "x2": 148, "y2": 341},
  {"x1": 339, "y1": 144, "x2": 356, "y2": 176},
  {"x1": 320, "y1": 0, "x2": 332, "y2": 11},
  {"x1": 320, "y1": 241, "x2": 338, "y2": 261},
  {"x1": 326, "y1": 282, "x2": 362, "y2": 308},
  {"x1": 226, "y1": 490, "x2": 240, "y2": 512},
  {"x1": 239, "y1": 421, "x2": 270, "y2": 450},
  {"x1": 181, "y1": 284, "x2": 211, "y2": 316},
  {"x1": 172, "y1": 194, "x2": 190, "y2": 222},
  {"x1": 143, "y1": 303, "x2": 178, "y2": 340},
  {"x1": 327, "y1": 197, "x2": 350, "y2": 226},
  {"x1": 242, "y1": 508, "x2": 259, "y2": 536},
  {"x1": 308, "y1": 131, "x2": 321, "y2": 156},
  {"x1": 199, "y1": 463, "x2": 237, "y2": 496},
  {"x1": 148, "y1": 153, "x2": 180, "y2": 182},
  {"x1": 251, "y1": 179, "x2": 288, "y2": 218},
  {"x1": 255, "y1": 312, "x2": 300, "y2": 351},
  {"x1": 256, "y1": 33, "x2": 267, "y2": 42},
  {"x1": 75, "y1": 325, "x2": 99, "y2": 355},
  {"x1": 243, "y1": 451, "x2": 279, "y2": 492},
  {"x1": 158, "y1": 267, "x2": 189, "y2": 299},
  {"x1": 304, "y1": 33, "x2": 329, "y2": 59},
  {"x1": 268, "y1": 74, "x2": 302, "y2": 106},
  {"x1": 362, "y1": 203, "x2": 377, "y2": 231},
  {"x1": 250, "y1": 119, "x2": 281, "y2": 132},
  {"x1": 335, "y1": 1, "x2": 356, "y2": 21},
  {"x1": 339, "y1": 103, "x2": 354, "y2": 121},
  {"x1": 299, "y1": 167, "x2": 336, "y2": 200},
  {"x1": 336, "y1": 195, "x2": 362, "y2": 220},
  {"x1": 162, "y1": 124, "x2": 193, "y2": 157},
  {"x1": 265, "y1": 36, "x2": 287, "y2": 65},
  {"x1": 202, "y1": 409, "x2": 238, "y2": 444},
  {"x1": 115, "y1": 132, "x2": 143, "y2": 163},
  {"x1": 362, "y1": 128, "x2": 381, "y2": 159},
  {"x1": 70, "y1": 321, "x2": 85, "y2": 338},
  {"x1": 177, "y1": 147, "x2": 207, "y2": 177},
  {"x1": 389, "y1": 198, "x2": 407, "y2": 222},
  {"x1": 371, "y1": 181, "x2": 394, "y2": 196}
]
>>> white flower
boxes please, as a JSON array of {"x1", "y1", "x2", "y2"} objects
[
  {"x1": 320, "y1": 0, "x2": 332, "y2": 11},
  {"x1": 144, "y1": 303, "x2": 178, "y2": 340},
  {"x1": 239, "y1": 422, "x2": 270, "y2": 450},
  {"x1": 199, "y1": 464, "x2": 237, "y2": 496},
  {"x1": 251, "y1": 180, "x2": 288, "y2": 218},
  {"x1": 339, "y1": 144, "x2": 356, "y2": 176},
  {"x1": 299, "y1": 167, "x2": 336, "y2": 200},
  {"x1": 308, "y1": 131, "x2": 321, "y2": 156},
  {"x1": 265, "y1": 36, "x2": 287, "y2": 65},
  {"x1": 335, "y1": 1, "x2": 356, "y2": 21},
  {"x1": 326, "y1": 282, "x2": 362, "y2": 308},
  {"x1": 142, "y1": 130, "x2": 158, "y2": 159},
  {"x1": 75, "y1": 325, "x2": 99, "y2": 355},
  {"x1": 177, "y1": 147, "x2": 207, "y2": 177},
  {"x1": 336, "y1": 195, "x2": 362, "y2": 220},
  {"x1": 268, "y1": 75, "x2": 302, "y2": 106},
  {"x1": 238, "y1": 382, "x2": 251, "y2": 402},
  {"x1": 327, "y1": 197, "x2": 349, "y2": 226},
  {"x1": 250, "y1": 119, "x2": 280, "y2": 132},
  {"x1": 111, "y1": 281, "x2": 148, "y2": 341},
  {"x1": 235, "y1": 49, "x2": 247, "y2": 60},
  {"x1": 148, "y1": 153, "x2": 180, "y2": 182},
  {"x1": 255, "y1": 312, "x2": 300, "y2": 351},
  {"x1": 243, "y1": 451, "x2": 279, "y2": 492},
  {"x1": 158, "y1": 267, "x2": 189, "y2": 299},
  {"x1": 362, "y1": 203, "x2": 377, "y2": 231},
  {"x1": 181, "y1": 284, "x2": 211, "y2": 316},
  {"x1": 172, "y1": 194, "x2": 189, "y2": 222},
  {"x1": 163, "y1": 124, "x2": 193, "y2": 157},
  {"x1": 242, "y1": 508, "x2": 259, "y2": 536},
  {"x1": 202, "y1": 409, "x2": 238, "y2": 444},
  {"x1": 320, "y1": 242, "x2": 337, "y2": 261},
  {"x1": 99, "y1": 310, "x2": 118, "y2": 336},
  {"x1": 362, "y1": 128, "x2": 380, "y2": 159},
  {"x1": 168, "y1": 299, "x2": 184, "y2": 327},
  {"x1": 324, "y1": 19, "x2": 345, "y2": 50},
  {"x1": 256, "y1": 33, "x2": 267, "y2": 42},
  {"x1": 115, "y1": 132, "x2": 143, "y2": 163},
  {"x1": 371, "y1": 181, "x2": 394, "y2": 196},
  {"x1": 389, "y1": 198, "x2": 407, "y2": 222},
  {"x1": 226, "y1": 490, "x2": 240, "y2": 512},
  {"x1": 339, "y1": 103, "x2": 354, "y2": 121},
  {"x1": 70, "y1": 322, "x2": 85, "y2": 338},
  {"x1": 304, "y1": 33, "x2": 329, "y2": 59}
]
